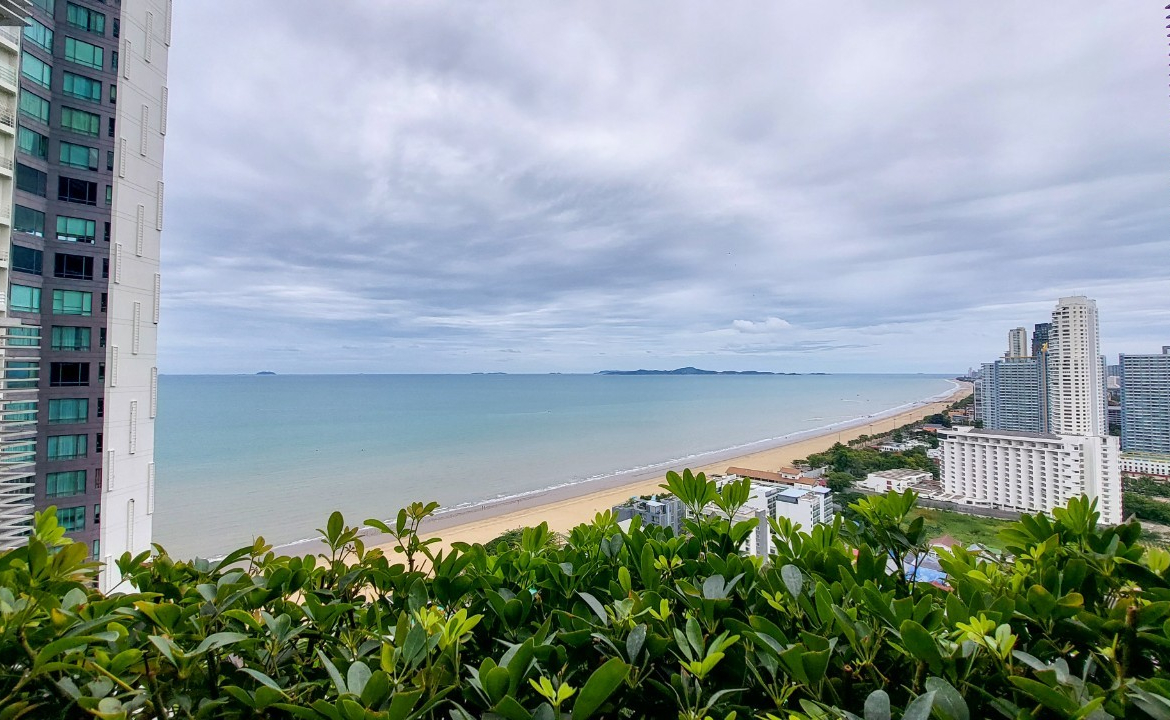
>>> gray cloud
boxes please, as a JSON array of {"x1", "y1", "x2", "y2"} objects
[{"x1": 159, "y1": 2, "x2": 1170, "y2": 374}]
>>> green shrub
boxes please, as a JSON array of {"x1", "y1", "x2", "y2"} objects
[{"x1": 1, "y1": 473, "x2": 1169, "y2": 719}]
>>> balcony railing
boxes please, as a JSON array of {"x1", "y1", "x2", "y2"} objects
[
  {"x1": 0, "y1": 65, "x2": 15, "y2": 87},
  {"x1": 0, "y1": 106, "x2": 13, "y2": 129},
  {"x1": 0, "y1": 27, "x2": 20, "y2": 46}
]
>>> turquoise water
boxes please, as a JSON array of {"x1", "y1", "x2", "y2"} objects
[{"x1": 153, "y1": 373, "x2": 954, "y2": 557}]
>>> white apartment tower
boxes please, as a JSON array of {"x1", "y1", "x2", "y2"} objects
[
  {"x1": 1007, "y1": 327, "x2": 1028, "y2": 359},
  {"x1": 1047, "y1": 296, "x2": 1107, "y2": 436}
]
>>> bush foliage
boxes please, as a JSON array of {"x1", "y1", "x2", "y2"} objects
[{"x1": 2, "y1": 470, "x2": 1170, "y2": 719}]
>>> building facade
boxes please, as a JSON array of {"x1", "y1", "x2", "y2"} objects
[
  {"x1": 4, "y1": 0, "x2": 169, "y2": 591},
  {"x1": 976, "y1": 357, "x2": 1046, "y2": 432},
  {"x1": 0, "y1": 2, "x2": 40, "y2": 551},
  {"x1": 1047, "y1": 296, "x2": 1107, "y2": 437},
  {"x1": 1120, "y1": 347, "x2": 1170, "y2": 456},
  {"x1": 1031, "y1": 323, "x2": 1051, "y2": 358},
  {"x1": 940, "y1": 427, "x2": 1121, "y2": 525},
  {"x1": 1007, "y1": 327, "x2": 1028, "y2": 358}
]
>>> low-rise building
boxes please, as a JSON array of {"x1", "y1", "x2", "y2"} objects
[
  {"x1": 613, "y1": 495, "x2": 684, "y2": 533},
  {"x1": 878, "y1": 440, "x2": 928, "y2": 453},
  {"x1": 940, "y1": 427, "x2": 1121, "y2": 525},
  {"x1": 710, "y1": 479, "x2": 833, "y2": 558},
  {"x1": 1120, "y1": 452, "x2": 1170, "y2": 479},
  {"x1": 860, "y1": 469, "x2": 933, "y2": 493},
  {"x1": 725, "y1": 466, "x2": 819, "y2": 487}
]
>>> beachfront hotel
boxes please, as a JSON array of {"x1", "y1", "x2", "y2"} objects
[
  {"x1": 0, "y1": 0, "x2": 170, "y2": 591},
  {"x1": 943, "y1": 296, "x2": 1122, "y2": 525}
]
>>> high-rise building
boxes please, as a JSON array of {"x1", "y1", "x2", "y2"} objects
[
  {"x1": 1007, "y1": 327, "x2": 1028, "y2": 358},
  {"x1": 1031, "y1": 322, "x2": 1051, "y2": 358},
  {"x1": 943, "y1": 296, "x2": 1121, "y2": 525},
  {"x1": 975, "y1": 357, "x2": 1046, "y2": 432},
  {"x1": 3, "y1": 0, "x2": 170, "y2": 591},
  {"x1": 1120, "y1": 347, "x2": 1170, "y2": 456},
  {"x1": 1047, "y1": 297, "x2": 1107, "y2": 437},
  {"x1": 0, "y1": 1, "x2": 41, "y2": 551}
]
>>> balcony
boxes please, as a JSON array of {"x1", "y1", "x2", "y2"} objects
[
  {"x1": 0, "y1": 27, "x2": 19, "y2": 49},
  {"x1": 0, "y1": 63, "x2": 14, "y2": 91},
  {"x1": 0, "y1": 104, "x2": 12, "y2": 134}
]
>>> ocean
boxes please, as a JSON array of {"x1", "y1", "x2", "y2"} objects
[{"x1": 153, "y1": 373, "x2": 955, "y2": 557}]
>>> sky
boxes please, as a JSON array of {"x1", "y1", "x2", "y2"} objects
[{"x1": 159, "y1": 2, "x2": 1170, "y2": 374}]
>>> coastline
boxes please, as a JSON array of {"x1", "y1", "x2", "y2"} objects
[{"x1": 266, "y1": 380, "x2": 970, "y2": 559}]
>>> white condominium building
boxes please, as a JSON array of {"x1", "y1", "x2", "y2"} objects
[
  {"x1": 940, "y1": 427, "x2": 1121, "y2": 525},
  {"x1": 1047, "y1": 296, "x2": 1107, "y2": 437},
  {"x1": 1008, "y1": 327, "x2": 1028, "y2": 359}
]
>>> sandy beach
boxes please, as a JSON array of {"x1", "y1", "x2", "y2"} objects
[{"x1": 362, "y1": 382, "x2": 971, "y2": 556}]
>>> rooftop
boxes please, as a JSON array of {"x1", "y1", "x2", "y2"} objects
[
  {"x1": 869, "y1": 468, "x2": 932, "y2": 480},
  {"x1": 727, "y1": 466, "x2": 816, "y2": 485}
]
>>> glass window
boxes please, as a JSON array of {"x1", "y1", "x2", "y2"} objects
[
  {"x1": 56, "y1": 215, "x2": 96, "y2": 243},
  {"x1": 6, "y1": 361, "x2": 39, "y2": 389},
  {"x1": 57, "y1": 176, "x2": 98, "y2": 205},
  {"x1": 66, "y1": 3, "x2": 106, "y2": 34},
  {"x1": 59, "y1": 140, "x2": 98, "y2": 170},
  {"x1": 14, "y1": 206, "x2": 45, "y2": 237},
  {"x1": 47, "y1": 470, "x2": 86, "y2": 498},
  {"x1": 52, "y1": 289, "x2": 92, "y2": 316},
  {"x1": 11, "y1": 245, "x2": 43, "y2": 275},
  {"x1": 30, "y1": 0, "x2": 54, "y2": 14},
  {"x1": 48, "y1": 398, "x2": 88, "y2": 424},
  {"x1": 16, "y1": 163, "x2": 47, "y2": 197},
  {"x1": 17, "y1": 126, "x2": 48, "y2": 159},
  {"x1": 64, "y1": 38, "x2": 103, "y2": 70},
  {"x1": 3, "y1": 401, "x2": 38, "y2": 423},
  {"x1": 105, "y1": 185, "x2": 111, "y2": 205},
  {"x1": 18, "y1": 92, "x2": 50, "y2": 124},
  {"x1": 9, "y1": 285, "x2": 41, "y2": 312},
  {"x1": 21, "y1": 51, "x2": 51, "y2": 89},
  {"x1": 49, "y1": 361, "x2": 89, "y2": 386},
  {"x1": 107, "y1": 117, "x2": 114, "y2": 137},
  {"x1": 7, "y1": 443, "x2": 35, "y2": 464},
  {"x1": 56, "y1": 505, "x2": 86, "y2": 532},
  {"x1": 51, "y1": 326, "x2": 90, "y2": 351},
  {"x1": 54, "y1": 253, "x2": 93, "y2": 280},
  {"x1": 7, "y1": 327, "x2": 40, "y2": 347},
  {"x1": 111, "y1": 51, "x2": 117, "y2": 71},
  {"x1": 109, "y1": 83, "x2": 115, "y2": 104},
  {"x1": 106, "y1": 149, "x2": 113, "y2": 171},
  {"x1": 61, "y1": 107, "x2": 100, "y2": 137},
  {"x1": 23, "y1": 18, "x2": 53, "y2": 52},
  {"x1": 63, "y1": 72, "x2": 101, "y2": 102},
  {"x1": 113, "y1": 19, "x2": 119, "y2": 38}
]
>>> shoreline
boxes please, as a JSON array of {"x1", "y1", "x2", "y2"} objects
[{"x1": 270, "y1": 380, "x2": 971, "y2": 559}]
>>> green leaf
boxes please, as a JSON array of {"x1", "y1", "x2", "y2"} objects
[
  {"x1": 899, "y1": 620, "x2": 944, "y2": 674},
  {"x1": 902, "y1": 690, "x2": 935, "y2": 720},
  {"x1": 579, "y1": 592, "x2": 609, "y2": 626},
  {"x1": 572, "y1": 657, "x2": 629, "y2": 720},
  {"x1": 924, "y1": 677, "x2": 968, "y2": 720},
  {"x1": 346, "y1": 660, "x2": 371, "y2": 698},
  {"x1": 1007, "y1": 677, "x2": 1078, "y2": 715},
  {"x1": 626, "y1": 623, "x2": 647, "y2": 662},
  {"x1": 192, "y1": 631, "x2": 248, "y2": 656},
  {"x1": 388, "y1": 688, "x2": 424, "y2": 720},
  {"x1": 317, "y1": 649, "x2": 348, "y2": 696},
  {"x1": 864, "y1": 689, "x2": 891, "y2": 720},
  {"x1": 781, "y1": 564, "x2": 804, "y2": 598}
]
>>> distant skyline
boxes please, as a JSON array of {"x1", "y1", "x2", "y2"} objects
[{"x1": 161, "y1": 3, "x2": 1169, "y2": 374}]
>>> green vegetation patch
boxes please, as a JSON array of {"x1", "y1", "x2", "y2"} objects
[{"x1": 2, "y1": 473, "x2": 1169, "y2": 719}]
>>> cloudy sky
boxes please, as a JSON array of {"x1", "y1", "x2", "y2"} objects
[{"x1": 159, "y1": 2, "x2": 1170, "y2": 374}]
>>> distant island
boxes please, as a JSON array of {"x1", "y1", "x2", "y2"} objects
[
  {"x1": 256, "y1": 371, "x2": 277, "y2": 375},
  {"x1": 597, "y1": 366, "x2": 802, "y2": 376}
]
